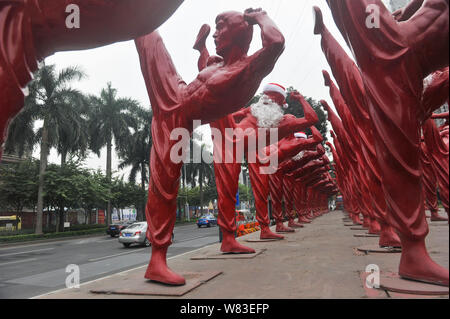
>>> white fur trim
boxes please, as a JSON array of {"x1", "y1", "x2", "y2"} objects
[{"x1": 263, "y1": 83, "x2": 287, "y2": 98}]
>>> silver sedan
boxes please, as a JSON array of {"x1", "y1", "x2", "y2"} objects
[{"x1": 118, "y1": 222, "x2": 150, "y2": 248}]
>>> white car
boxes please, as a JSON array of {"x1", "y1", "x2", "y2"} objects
[
  {"x1": 118, "y1": 222, "x2": 174, "y2": 248},
  {"x1": 118, "y1": 222, "x2": 150, "y2": 247}
]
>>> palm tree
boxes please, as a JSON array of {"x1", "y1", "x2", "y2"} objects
[
  {"x1": 88, "y1": 82, "x2": 140, "y2": 225},
  {"x1": 5, "y1": 64, "x2": 87, "y2": 234},
  {"x1": 118, "y1": 106, "x2": 153, "y2": 221},
  {"x1": 188, "y1": 143, "x2": 215, "y2": 216}
]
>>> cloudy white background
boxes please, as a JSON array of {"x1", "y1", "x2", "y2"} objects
[{"x1": 38, "y1": 0, "x2": 384, "y2": 180}]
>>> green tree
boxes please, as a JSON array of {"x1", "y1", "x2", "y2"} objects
[
  {"x1": 88, "y1": 83, "x2": 140, "y2": 226},
  {"x1": 187, "y1": 143, "x2": 215, "y2": 216},
  {"x1": 5, "y1": 65, "x2": 86, "y2": 234},
  {"x1": 0, "y1": 160, "x2": 39, "y2": 214},
  {"x1": 118, "y1": 106, "x2": 152, "y2": 221}
]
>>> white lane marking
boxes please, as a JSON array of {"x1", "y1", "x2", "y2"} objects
[
  {"x1": 87, "y1": 250, "x2": 144, "y2": 262},
  {"x1": 0, "y1": 258, "x2": 38, "y2": 267},
  {"x1": 0, "y1": 248, "x2": 55, "y2": 258}
]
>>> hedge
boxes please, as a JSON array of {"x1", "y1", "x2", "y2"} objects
[{"x1": 0, "y1": 227, "x2": 107, "y2": 243}]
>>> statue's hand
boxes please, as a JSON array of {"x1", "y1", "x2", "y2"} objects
[
  {"x1": 289, "y1": 90, "x2": 304, "y2": 102},
  {"x1": 392, "y1": 8, "x2": 404, "y2": 21},
  {"x1": 193, "y1": 24, "x2": 211, "y2": 51},
  {"x1": 244, "y1": 8, "x2": 267, "y2": 25}
]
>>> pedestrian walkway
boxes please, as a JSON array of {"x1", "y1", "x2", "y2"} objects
[{"x1": 37, "y1": 211, "x2": 449, "y2": 299}]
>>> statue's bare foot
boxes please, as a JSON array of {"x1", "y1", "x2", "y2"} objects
[
  {"x1": 430, "y1": 211, "x2": 448, "y2": 222},
  {"x1": 322, "y1": 70, "x2": 332, "y2": 87},
  {"x1": 313, "y1": 6, "x2": 324, "y2": 35},
  {"x1": 298, "y1": 216, "x2": 311, "y2": 224},
  {"x1": 221, "y1": 231, "x2": 255, "y2": 254},
  {"x1": 261, "y1": 226, "x2": 285, "y2": 240},
  {"x1": 276, "y1": 222, "x2": 296, "y2": 233},
  {"x1": 193, "y1": 24, "x2": 211, "y2": 51},
  {"x1": 368, "y1": 219, "x2": 381, "y2": 235},
  {"x1": 379, "y1": 223, "x2": 402, "y2": 248},
  {"x1": 145, "y1": 247, "x2": 185, "y2": 286},
  {"x1": 288, "y1": 220, "x2": 304, "y2": 228},
  {"x1": 399, "y1": 237, "x2": 449, "y2": 286}
]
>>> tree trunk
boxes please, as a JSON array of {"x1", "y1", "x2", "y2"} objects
[
  {"x1": 106, "y1": 138, "x2": 112, "y2": 226},
  {"x1": 139, "y1": 162, "x2": 146, "y2": 222},
  {"x1": 58, "y1": 208, "x2": 65, "y2": 232},
  {"x1": 61, "y1": 150, "x2": 67, "y2": 167},
  {"x1": 199, "y1": 171, "x2": 204, "y2": 216},
  {"x1": 35, "y1": 123, "x2": 49, "y2": 235}
]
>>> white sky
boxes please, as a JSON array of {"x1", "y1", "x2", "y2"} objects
[{"x1": 38, "y1": 0, "x2": 358, "y2": 179}]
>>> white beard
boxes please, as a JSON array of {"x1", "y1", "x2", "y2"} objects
[{"x1": 250, "y1": 95, "x2": 285, "y2": 128}]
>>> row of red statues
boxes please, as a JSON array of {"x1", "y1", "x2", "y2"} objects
[
  {"x1": 1, "y1": 0, "x2": 447, "y2": 289},
  {"x1": 316, "y1": 0, "x2": 449, "y2": 286}
]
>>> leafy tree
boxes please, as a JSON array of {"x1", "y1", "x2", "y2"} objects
[
  {"x1": 5, "y1": 65, "x2": 86, "y2": 234},
  {"x1": 0, "y1": 160, "x2": 39, "y2": 214},
  {"x1": 88, "y1": 83, "x2": 141, "y2": 225},
  {"x1": 118, "y1": 106, "x2": 152, "y2": 221}
]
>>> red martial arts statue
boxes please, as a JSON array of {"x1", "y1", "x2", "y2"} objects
[
  {"x1": 234, "y1": 90, "x2": 319, "y2": 241},
  {"x1": 280, "y1": 145, "x2": 326, "y2": 224},
  {"x1": 192, "y1": 20, "x2": 317, "y2": 249},
  {"x1": 326, "y1": 0, "x2": 449, "y2": 285},
  {"x1": 268, "y1": 127, "x2": 323, "y2": 232},
  {"x1": 420, "y1": 140, "x2": 446, "y2": 221},
  {"x1": 136, "y1": 8, "x2": 286, "y2": 285},
  {"x1": 314, "y1": 7, "x2": 401, "y2": 243},
  {"x1": 0, "y1": 0, "x2": 185, "y2": 159}
]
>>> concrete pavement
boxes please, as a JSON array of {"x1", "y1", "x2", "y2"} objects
[{"x1": 36, "y1": 210, "x2": 449, "y2": 299}]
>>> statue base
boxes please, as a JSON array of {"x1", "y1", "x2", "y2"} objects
[
  {"x1": 90, "y1": 271, "x2": 222, "y2": 297},
  {"x1": 350, "y1": 227, "x2": 368, "y2": 231},
  {"x1": 245, "y1": 238, "x2": 283, "y2": 243},
  {"x1": 354, "y1": 233, "x2": 380, "y2": 238},
  {"x1": 190, "y1": 249, "x2": 266, "y2": 260},
  {"x1": 357, "y1": 245, "x2": 401, "y2": 254},
  {"x1": 379, "y1": 273, "x2": 449, "y2": 296}
]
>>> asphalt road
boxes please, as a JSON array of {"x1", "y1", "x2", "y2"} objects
[{"x1": 0, "y1": 223, "x2": 220, "y2": 299}]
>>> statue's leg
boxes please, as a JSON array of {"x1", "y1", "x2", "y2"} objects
[
  {"x1": 423, "y1": 119, "x2": 450, "y2": 220},
  {"x1": 144, "y1": 174, "x2": 185, "y2": 286},
  {"x1": 31, "y1": 0, "x2": 184, "y2": 59},
  {"x1": 248, "y1": 162, "x2": 284, "y2": 240},
  {"x1": 215, "y1": 161, "x2": 255, "y2": 253},
  {"x1": 327, "y1": 0, "x2": 449, "y2": 286},
  {"x1": 270, "y1": 173, "x2": 294, "y2": 232}
]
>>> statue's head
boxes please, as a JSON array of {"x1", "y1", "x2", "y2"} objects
[{"x1": 214, "y1": 11, "x2": 253, "y2": 57}]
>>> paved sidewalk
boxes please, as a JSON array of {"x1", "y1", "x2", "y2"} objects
[{"x1": 37, "y1": 211, "x2": 449, "y2": 299}]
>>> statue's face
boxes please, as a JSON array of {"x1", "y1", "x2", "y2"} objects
[
  {"x1": 213, "y1": 11, "x2": 252, "y2": 57},
  {"x1": 213, "y1": 17, "x2": 233, "y2": 57}
]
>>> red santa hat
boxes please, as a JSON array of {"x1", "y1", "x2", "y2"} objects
[
  {"x1": 263, "y1": 83, "x2": 288, "y2": 108},
  {"x1": 263, "y1": 83, "x2": 287, "y2": 98},
  {"x1": 295, "y1": 132, "x2": 308, "y2": 139}
]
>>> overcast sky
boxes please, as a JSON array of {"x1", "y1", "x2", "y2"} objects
[{"x1": 39, "y1": 0, "x2": 362, "y2": 179}]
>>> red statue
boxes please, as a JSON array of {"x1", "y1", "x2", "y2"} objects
[
  {"x1": 237, "y1": 89, "x2": 318, "y2": 240},
  {"x1": 0, "y1": 0, "x2": 185, "y2": 159},
  {"x1": 136, "y1": 8, "x2": 287, "y2": 285},
  {"x1": 420, "y1": 140, "x2": 446, "y2": 221},
  {"x1": 326, "y1": 0, "x2": 449, "y2": 286},
  {"x1": 422, "y1": 118, "x2": 449, "y2": 219},
  {"x1": 192, "y1": 22, "x2": 317, "y2": 249},
  {"x1": 314, "y1": 7, "x2": 401, "y2": 244},
  {"x1": 268, "y1": 127, "x2": 323, "y2": 232}
]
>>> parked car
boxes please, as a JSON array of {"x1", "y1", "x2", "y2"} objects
[
  {"x1": 197, "y1": 214, "x2": 218, "y2": 228},
  {"x1": 119, "y1": 222, "x2": 174, "y2": 248},
  {"x1": 106, "y1": 221, "x2": 134, "y2": 237}
]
